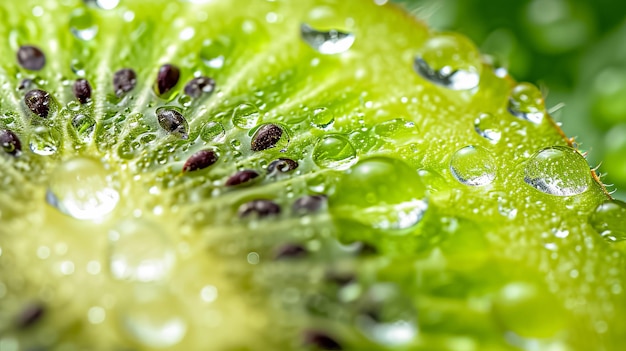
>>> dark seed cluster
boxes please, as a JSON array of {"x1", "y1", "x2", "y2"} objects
[
  {"x1": 0, "y1": 129, "x2": 22, "y2": 156},
  {"x1": 156, "y1": 108, "x2": 189, "y2": 139},
  {"x1": 17, "y1": 45, "x2": 46, "y2": 71},
  {"x1": 184, "y1": 76, "x2": 216, "y2": 98},
  {"x1": 274, "y1": 243, "x2": 308, "y2": 260},
  {"x1": 25, "y1": 89, "x2": 52, "y2": 118},
  {"x1": 267, "y1": 158, "x2": 299, "y2": 174},
  {"x1": 303, "y1": 330, "x2": 343, "y2": 350},
  {"x1": 113, "y1": 68, "x2": 137, "y2": 96},
  {"x1": 251, "y1": 124, "x2": 283, "y2": 151},
  {"x1": 183, "y1": 149, "x2": 218, "y2": 173},
  {"x1": 226, "y1": 170, "x2": 260, "y2": 187},
  {"x1": 73, "y1": 79, "x2": 92, "y2": 104},
  {"x1": 155, "y1": 64, "x2": 180, "y2": 96},
  {"x1": 237, "y1": 199, "x2": 281, "y2": 218}
]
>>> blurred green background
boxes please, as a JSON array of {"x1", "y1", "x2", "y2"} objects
[{"x1": 395, "y1": 0, "x2": 626, "y2": 200}]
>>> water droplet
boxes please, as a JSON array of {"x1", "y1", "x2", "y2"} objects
[
  {"x1": 232, "y1": 103, "x2": 261, "y2": 129},
  {"x1": 29, "y1": 126, "x2": 60, "y2": 156},
  {"x1": 85, "y1": 0, "x2": 120, "y2": 10},
  {"x1": 330, "y1": 157, "x2": 428, "y2": 233},
  {"x1": 373, "y1": 118, "x2": 419, "y2": 141},
  {"x1": 108, "y1": 219, "x2": 176, "y2": 282},
  {"x1": 70, "y1": 59, "x2": 86, "y2": 76},
  {"x1": 310, "y1": 107, "x2": 335, "y2": 129},
  {"x1": 474, "y1": 112, "x2": 501, "y2": 143},
  {"x1": 71, "y1": 114, "x2": 96, "y2": 142},
  {"x1": 589, "y1": 200, "x2": 626, "y2": 243},
  {"x1": 200, "y1": 37, "x2": 230, "y2": 69},
  {"x1": 200, "y1": 121, "x2": 225, "y2": 142},
  {"x1": 69, "y1": 8, "x2": 98, "y2": 41},
  {"x1": 355, "y1": 284, "x2": 418, "y2": 346},
  {"x1": 312, "y1": 135, "x2": 357, "y2": 170},
  {"x1": 449, "y1": 145, "x2": 496, "y2": 186},
  {"x1": 524, "y1": 146, "x2": 591, "y2": 196},
  {"x1": 120, "y1": 289, "x2": 187, "y2": 348},
  {"x1": 508, "y1": 82, "x2": 545, "y2": 124},
  {"x1": 46, "y1": 157, "x2": 119, "y2": 220},
  {"x1": 414, "y1": 34, "x2": 482, "y2": 90},
  {"x1": 300, "y1": 23, "x2": 355, "y2": 55}
]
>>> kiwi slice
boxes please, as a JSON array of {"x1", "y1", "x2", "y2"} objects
[{"x1": 0, "y1": 0, "x2": 624, "y2": 350}]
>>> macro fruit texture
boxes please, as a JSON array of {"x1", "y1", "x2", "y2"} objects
[{"x1": 0, "y1": 0, "x2": 624, "y2": 351}]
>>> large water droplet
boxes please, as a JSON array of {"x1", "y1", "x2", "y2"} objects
[
  {"x1": 524, "y1": 146, "x2": 591, "y2": 196},
  {"x1": 200, "y1": 121, "x2": 225, "y2": 142},
  {"x1": 449, "y1": 145, "x2": 497, "y2": 186},
  {"x1": 355, "y1": 284, "x2": 418, "y2": 346},
  {"x1": 46, "y1": 157, "x2": 119, "y2": 220},
  {"x1": 330, "y1": 157, "x2": 428, "y2": 234},
  {"x1": 300, "y1": 23, "x2": 355, "y2": 55},
  {"x1": 108, "y1": 219, "x2": 176, "y2": 283},
  {"x1": 200, "y1": 37, "x2": 230, "y2": 69},
  {"x1": 508, "y1": 82, "x2": 545, "y2": 124},
  {"x1": 71, "y1": 114, "x2": 96, "y2": 143},
  {"x1": 474, "y1": 112, "x2": 501, "y2": 143},
  {"x1": 232, "y1": 103, "x2": 261, "y2": 129},
  {"x1": 120, "y1": 288, "x2": 187, "y2": 348},
  {"x1": 29, "y1": 126, "x2": 60, "y2": 156},
  {"x1": 414, "y1": 34, "x2": 482, "y2": 90},
  {"x1": 69, "y1": 8, "x2": 98, "y2": 41},
  {"x1": 312, "y1": 135, "x2": 357, "y2": 170},
  {"x1": 589, "y1": 200, "x2": 626, "y2": 243}
]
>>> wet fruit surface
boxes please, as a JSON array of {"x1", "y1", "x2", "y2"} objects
[{"x1": 0, "y1": 0, "x2": 623, "y2": 350}]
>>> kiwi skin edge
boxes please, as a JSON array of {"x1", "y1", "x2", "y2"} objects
[{"x1": 0, "y1": 1, "x2": 624, "y2": 351}]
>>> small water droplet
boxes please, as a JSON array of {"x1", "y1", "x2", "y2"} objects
[
  {"x1": 300, "y1": 24, "x2": 355, "y2": 55},
  {"x1": 69, "y1": 8, "x2": 98, "y2": 41},
  {"x1": 474, "y1": 112, "x2": 501, "y2": 143},
  {"x1": 589, "y1": 200, "x2": 626, "y2": 243},
  {"x1": 355, "y1": 284, "x2": 418, "y2": 346},
  {"x1": 200, "y1": 121, "x2": 225, "y2": 142},
  {"x1": 70, "y1": 59, "x2": 86, "y2": 77},
  {"x1": 200, "y1": 37, "x2": 230, "y2": 69},
  {"x1": 46, "y1": 157, "x2": 118, "y2": 220},
  {"x1": 524, "y1": 146, "x2": 591, "y2": 196},
  {"x1": 331, "y1": 157, "x2": 428, "y2": 233},
  {"x1": 449, "y1": 145, "x2": 496, "y2": 186},
  {"x1": 312, "y1": 135, "x2": 356, "y2": 170},
  {"x1": 29, "y1": 126, "x2": 60, "y2": 156},
  {"x1": 108, "y1": 219, "x2": 176, "y2": 282},
  {"x1": 232, "y1": 103, "x2": 261, "y2": 129},
  {"x1": 71, "y1": 115, "x2": 96, "y2": 142},
  {"x1": 414, "y1": 34, "x2": 482, "y2": 90},
  {"x1": 119, "y1": 289, "x2": 187, "y2": 348},
  {"x1": 310, "y1": 107, "x2": 335, "y2": 129},
  {"x1": 508, "y1": 82, "x2": 545, "y2": 124}
]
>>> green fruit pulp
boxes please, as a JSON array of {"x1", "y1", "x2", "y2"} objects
[{"x1": 0, "y1": 0, "x2": 624, "y2": 350}]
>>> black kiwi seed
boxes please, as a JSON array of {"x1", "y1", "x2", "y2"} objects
[
  {"x1": 73, "y1": 78, "x2": 92, "y2": 104},
  {"x1": 325, "y1": 271, "x2": 356, "y2": 287},
  {"x1": 183, "y1": 149, "x2": 218, "y2": 173},
  {"x1": 16, "y1": 45, "x2": 46, "y2": 71},
  {"x1": 184, "y1": 76, "x2": 216, "y2": 98},
  {"x1": 303, "y1": 330, "x2": 343, "y2": 350},
  {"x1": 274, "y1": 243, "x2": 308, "y2": 260},
  {"x1": 225, "y1": 169, "x2": 260, "y2": 187},
  {"x1": 267, "y1": 158, "x2": 299, "y2": 174},
  {"x1": 0, "y1": 129, "x2": 22, "y2": 156},
  {"x1": 113, "y1": 68, "x2": 137, "y2": 96},
  {"x1": 237, "y1": 199, "x2": 281, "y2": 218},
  {"x1": 155, "y1": 64, "x2": 180, "y2": 96},
  {"x1": 293, "y1": 195, "x2": 327, "y2": 214},
  {"x1": 251, "y1": 124, "x2": 283, "y2": 151},
  {"x1": 25, "y1": 89, "x2": 52, "y2": 118},
  {"x1": 156, "y1": 108, "x2": 189, "y2": 139},
  {"x1": 15, "y1": 303, "x2": 45, "y2": 329}
]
